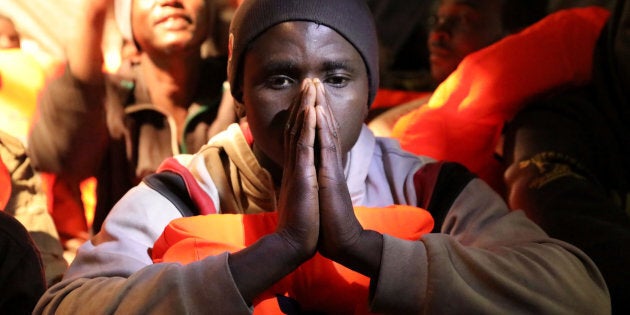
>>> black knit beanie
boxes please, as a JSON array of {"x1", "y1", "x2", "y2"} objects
[{"x1": 227, "y1": 0, "x2": 379, "y2": 107}]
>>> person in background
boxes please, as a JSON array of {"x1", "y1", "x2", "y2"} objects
[
  {"x1": 388, "y1": 4, "x2": 609, "y2": 195},
  {"x1": 366, "y1": 0, "x2": 436, "y2": 92},
  {"x1": 0, "y1": 15, "x2": 68, "y2": 282},
  {"x1": 427, "y1": 0, "x2": 548, "y2": 85},
  {"x1": 0, "y1": 13, "x2": 48, "y2": 145},
  {"x1": 1, "y1": 130, "x2": 67, "y2": 287},
  {"x1": 502, "y1": 0, "x2": 630, "y2": 312},
  {"x1": 27, "y1": 0, "x2": 239, "y2": 240},
  {"x1": 34, "y1": 0, "x2": 609, "y2": 313},
  {"x1": 368, "y1": 0, "x2": 548, "y2": 137}
]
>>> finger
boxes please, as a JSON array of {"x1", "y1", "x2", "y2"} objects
[
  {"x1": 314, "y1": 79, "x2": 339, "y2": 138},
  {"x1": 284, "y1": 79, "x2": 310, "y2": 148},
  {"x1": 313, "y1": 79, "x2": 343, "y2": 167},
  {"x1": 316, "y1": 105, "x2": 344, "y2": 179},
  {"x1": 284, "y1": 79, "x2": 313, "y2": 178},
  {"x1": 293, "y1": 81, "x2": 317, "y2": 175}
]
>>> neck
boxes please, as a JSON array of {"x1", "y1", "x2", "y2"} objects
[
  {"x1": 252, "y1": 144, "x2": 283, "y2": 189},
  {"x1": 141, "y1": 51, "x2": 203, "y2": 113},
  {"x1": 140, "y1": 50, "x2": 203, "y2": 142}
]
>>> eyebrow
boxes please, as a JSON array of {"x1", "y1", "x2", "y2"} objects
[
  {"x1": 261, "y1": 59, "x2": 358, "y2": 74},
  {"x1": 321, "y1": 60, "x2": 356, "y2": 73},
  {"x1": 262, "y1": 60, "x2": 298, "y2": 74}
]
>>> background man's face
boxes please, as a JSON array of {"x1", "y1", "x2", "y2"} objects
[{"x1": 427, "y1": 0, "x2": 504, "y2": 83}]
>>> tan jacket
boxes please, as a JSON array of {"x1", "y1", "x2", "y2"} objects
[{"x1": 0, "y1": 131, "x2": 67, "y2": 286}]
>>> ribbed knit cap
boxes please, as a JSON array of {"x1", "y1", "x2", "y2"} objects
[{"x1": 227, "y1": 0, "x2": 379, "y2": 107}]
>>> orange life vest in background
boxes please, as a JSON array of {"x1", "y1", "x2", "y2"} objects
[
  {"x1": 152, "y1": 205, "x2": 434, "y2": 314},
  {"x1": 391, "y1": 7, "x2": 610, "y2": 195}
]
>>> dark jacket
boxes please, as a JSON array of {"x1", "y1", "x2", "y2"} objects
[
  {"x1": 0, "y1": 211, "x2": 46, "y2": 315},
  {"x1": 28, "y1": 57, "x2": 230, "y2": 233},
  {"x1": 503, "y1": 0, "x2": 630, "y2": 313}
]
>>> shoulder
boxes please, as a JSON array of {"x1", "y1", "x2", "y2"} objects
[
  {"x1": 100, "y1": 184, "x2": 186, "y2": 245},
  {"x1": 0, "y1": 211, "x2": 35, "y2": 247}
]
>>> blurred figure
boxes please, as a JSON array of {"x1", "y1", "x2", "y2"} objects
[
  {"x1": 367, "y1": 0, "x2": 436, "y2": 92},
  {"x1": 368, "y1": 0, "x2": 548, "y2": 137},
  {"x1": 0, "y1": 13, "x2": 46, "y2": 144},
  {"x1": 428, "y1": 0, "x2": 547, "y2": 84},
  {"x1": 1, "y1": 130, "x2": 67, "y2": 287},
  {"x1": 390, "y1": 6, "x2": 609, "y2": 194},
  {"x1": 0, "y1": 16, "x2": 66, "y2": 282},
  {"x1": 27, "y1": 0, "x2": 239, "y2": 238},
  {"x1": 0, "y1": 211, "x2": 46, "y2": 315},
  {"x1": 503, "y1": 0, "x2": 630, "y2": 312}
]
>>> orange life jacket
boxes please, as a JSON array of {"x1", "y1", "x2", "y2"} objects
[
  {"x1": 152, "y1": 205, "x2": 434, "y2": 314},
  {"x1": 391, "y1": 7, "x2": 610, "y2": 194}
]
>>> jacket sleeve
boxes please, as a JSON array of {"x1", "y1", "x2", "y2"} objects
[
  {"x1": 0, "y1": 211, "x2": 47, "y2": 314},
  {"x1": 369, "y1": 163, "x2": 610, "y2": 314},
  {"x1": 502, "y1": 90, "x2": 630, "y2": 313},
  {"x1": 33, "y1": 183, "x2": 253, "y2": 315},
  {"x1": 27, "y1": 64, "x2": 110, "y2": 181}
]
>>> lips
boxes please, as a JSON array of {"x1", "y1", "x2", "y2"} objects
[
  {"x1": 429, "y1": 46, "x2": 452, "y2": 60},
  {"x1": 154, "y1": 12, "x2": 192, "y2": 26}
]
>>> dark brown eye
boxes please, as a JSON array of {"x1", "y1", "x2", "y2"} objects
[
  {"x1": 324, "y1": 74, "x2": 350, "y2": 88},
  {"x1": 266, "y1": 76, "x2": 294, "y2": 89}
]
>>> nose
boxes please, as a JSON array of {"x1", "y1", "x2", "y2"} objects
[
  {"x1": 427, "y1": 16, "x2": 452, "y2": 45},
  {"x1": 428, "y1": 29, "x2": 449, "y2": 47}
]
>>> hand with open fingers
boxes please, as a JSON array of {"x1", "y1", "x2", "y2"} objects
[{"x1": 275, "y1": 78, "x2": 320, "y2": 262}]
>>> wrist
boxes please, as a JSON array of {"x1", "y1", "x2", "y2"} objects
[
  {"x1": 228, "y1": 233, "x2": 311, "y2": 303},
  {"x1": 329, "y1": 230, "x2": 383, "y2": 278}
]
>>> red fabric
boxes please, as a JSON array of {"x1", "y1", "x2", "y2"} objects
[
  {"x1": 41, "y1": 173, "x2": 90, "y2": 243},
  {"x1": 371, "y1": 89, "x2": 430, "y2": 110},
  {"x1": 391, "y1": 7, "x2": 610, "y2": 194},
  {"x1": 0, "y1": 159, "x2": 11, "y2": 211},
  {"x1": 152, "y1": 205, "x2": 434, "y2": 314},
  {"x1": 156, "y1": 158, "x2": 217, "y2": 215}
]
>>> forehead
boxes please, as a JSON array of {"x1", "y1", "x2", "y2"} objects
[{"x1": 247, "y1": 21, "x2": 361, "y2": 61}]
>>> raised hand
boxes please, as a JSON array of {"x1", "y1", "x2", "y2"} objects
[
  {"x1": 68, "y1": 0, "x2": 116, "y2": 83},
  {"x1": 229, "y1": 79, "x2": 321, "y2": 303},
  {"x1": 313, "y1": 79, "x2": 382, "y2": 277},
  {"x1": 275, "y1": 78, "x2": 320, "y2": 261}
]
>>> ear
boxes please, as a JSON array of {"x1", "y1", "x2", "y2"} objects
[
  {"x1": 223, "y1": 81, "x2": 246, "y2": 118},
  {"x1": 234, "y1": 99, "x2": 246, "y2": 118}
]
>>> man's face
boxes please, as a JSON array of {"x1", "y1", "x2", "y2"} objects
[
  {"x1": 131, "y1": 0, "x2": 208, "y2": 54},
  {"x1": 241, "y1": 21, "x2": 369, "y2": 169},
  {"x1": 0, "y1": 18, "x2": 20, "y2": 49},
  {"x1": 427, "y1": 0, "x2": 504, "y2": 83}
]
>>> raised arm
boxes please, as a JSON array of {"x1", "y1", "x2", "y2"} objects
[
  {"x1": 67, "y1": 0, "x2": 111, "y2": 84},
  {"x1": 229, "y1": 79, "x2": 319, "y2": 304},
  {"x1": 27, "y1": 0, "x2": 112, "y2": 179}
]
